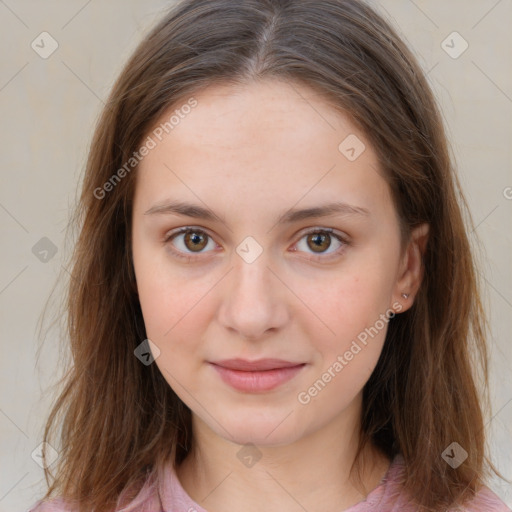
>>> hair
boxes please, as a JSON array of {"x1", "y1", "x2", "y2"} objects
[{"x1": 35, "y1": 0, "x2": 509, "y2": 511}]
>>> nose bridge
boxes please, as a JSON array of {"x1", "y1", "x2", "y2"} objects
[
  {"x1": 218, "y1": 245, "x2": 287, "y2": 339},
  {"x1": 233, "y1": 248, "x2": 272, "y2": 298}
]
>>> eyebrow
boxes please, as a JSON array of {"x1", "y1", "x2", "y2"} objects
[{"x1": 144, "y1": 200, "x2": 370, "y2": 224}]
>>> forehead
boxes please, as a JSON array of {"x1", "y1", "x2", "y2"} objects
[
  {"x1": 135, "y1": 79, "x2": 389, "y2": 217},
  {"x1": 151, "y1": 79, "x2": 359, "y2": 154}
]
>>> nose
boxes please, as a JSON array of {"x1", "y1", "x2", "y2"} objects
[{"x1": 217, "y1": 252, "x2": 289, "y2": 341}]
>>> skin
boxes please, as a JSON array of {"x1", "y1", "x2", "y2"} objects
[{"x1": 131, "y1": 79, "x2": 429, "y2": 512}]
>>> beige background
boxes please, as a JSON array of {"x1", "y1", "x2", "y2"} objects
[{"x1": 0, "y1": 1, "x2": 510, "y2": 510}]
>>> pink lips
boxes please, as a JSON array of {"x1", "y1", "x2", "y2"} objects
[{"x1": 209, "y1": 358, "x2": 306, "y2": 392}]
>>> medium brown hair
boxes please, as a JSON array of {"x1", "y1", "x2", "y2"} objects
[{"x1": 37, "y1": 0, "x2": 508, "y2": 510}]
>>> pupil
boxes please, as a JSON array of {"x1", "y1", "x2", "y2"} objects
[
  {"x1": 310, "y1": 233, "x2": 329, "y2": 252},
  {"x1": 186, "y1": 231, "x2": 205, "y2": 251}
]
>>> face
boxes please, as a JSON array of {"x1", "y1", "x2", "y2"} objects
[{"x1": 131, "y1": 79, "x2": 419, "y2": 447}]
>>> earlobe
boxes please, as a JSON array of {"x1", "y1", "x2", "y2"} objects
[{"x1": 392, "y1": 223, "x2": 430, "y2": 313}]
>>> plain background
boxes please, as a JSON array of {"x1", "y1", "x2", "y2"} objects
[{"x1": 0, "y1": 1, "x2": 511, "y2": 510}]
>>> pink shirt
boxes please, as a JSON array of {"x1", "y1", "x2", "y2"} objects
[{"x1": 27, "y1": 454, "x2": 511, "y2": 511}]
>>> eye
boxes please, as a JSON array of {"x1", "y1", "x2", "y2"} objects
[
  {"x1": 163, "y1": 226, "x2": 349, "y2": 262},
  {"x1": 164, "y1": 227, "x2": 217, "y2": 261},
  {"x1": 292, "y1": 228, "x2": 349, "y2": 260}
]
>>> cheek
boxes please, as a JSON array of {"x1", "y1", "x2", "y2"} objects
[
  {"x1": 136, "y1": 268, "x2": 210, "y2": 383},
  {"x1": 314, "y1": 262, "x2": 393, "y2": 337},
  {"x1": 305, "y1": 259, "x2": 396, "y2": 387},
  {"x1": 300, "y1": 275, "x2": 392, "y2": 411},
  {"x1": 137, "y1": 274, "x2": 212, "y2": 351},
  {"x1": 133, "y1": 237, "x2": 208, "y2": 336},
  {"x1": 133, "y1": 262, "x2": 226, "y2": 393}
]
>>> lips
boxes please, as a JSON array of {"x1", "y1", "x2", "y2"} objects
[
  {"x1": 209, "y1": 358, "x2": 306, "y2": 392},
  {"x1": 211, "y1": 358, "x2": 304, "y2": 371}
]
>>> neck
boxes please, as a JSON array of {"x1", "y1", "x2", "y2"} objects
[{"x1": 176, "y1": 394, "x2": 391, "y2": 512}]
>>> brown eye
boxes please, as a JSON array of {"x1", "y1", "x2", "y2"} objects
[
  {"x1": 183, "y1": 230, "x2": 208, "y2": 252},
  {"x1": 294, "y1": 228, "x2": 348, "y2": 260},
  {"x1": 306, "y1": 232, "x2": 332, "y2": 253},
  {"x1": 164, "y1": 227, "x2": 216, "y2": 260}
]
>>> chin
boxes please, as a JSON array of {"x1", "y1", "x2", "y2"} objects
[{"x1": 205, "y1": 408, "x2": 306, "y2": 447}]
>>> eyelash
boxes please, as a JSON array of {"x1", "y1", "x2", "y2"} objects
[{"x1": 163, "y1": 226, "x2": 350, "y2": 263}]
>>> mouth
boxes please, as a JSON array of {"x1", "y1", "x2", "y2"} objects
[{"x1": 209, "y1": 358, "x2": 307, "y2": 392}]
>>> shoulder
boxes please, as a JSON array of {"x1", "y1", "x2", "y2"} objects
[
  {"x1": 26, "y1": 498, "x2": 77, "y2": 512},
  {"x1": 455, "y1": 485, "x2": 511, "y2": 512},
  {"x1": 26, "y1": 487, "x2": 162, "y2": 512},
  {"x1": 377, "y1": 455, "x2": 511, "y2": 512}
]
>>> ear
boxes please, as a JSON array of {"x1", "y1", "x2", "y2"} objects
[{"x1": 391, "y1": 223, "x2": 429, "y2": 313}]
